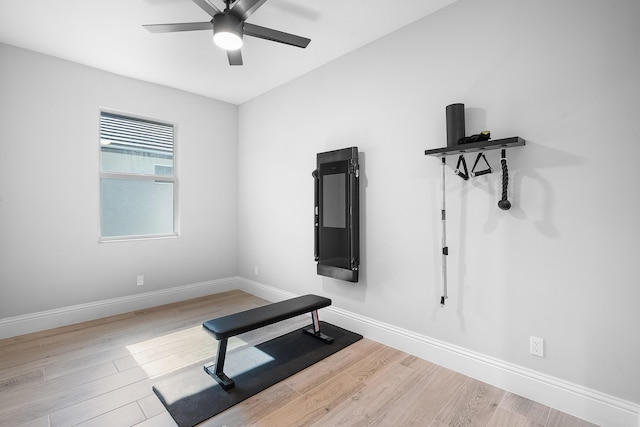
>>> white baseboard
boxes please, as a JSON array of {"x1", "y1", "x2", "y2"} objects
[
  {"x1": 0, "y1": 277, "x2": 241, "y2": 340},
  {"x1": 2, "y1": 276, "x2": 637, "y2": 427},
  {"x1": 236, "y1": 277, "x2": 640, "y2": 427}
]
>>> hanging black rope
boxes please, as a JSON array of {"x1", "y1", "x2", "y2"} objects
[{"x1": 498, "y1": 149, "x2": 511, "y2": 210}]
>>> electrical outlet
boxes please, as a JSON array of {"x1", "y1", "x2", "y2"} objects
[
  {"x1": 530, "y1": 336, "x2": 544, "y2": 357},
  {"x1": 254, "y1": 266, "x2": 259, "y2": 276},
  {"x1": 137, "y1": 275, "x2": 144, "y2": 286}
]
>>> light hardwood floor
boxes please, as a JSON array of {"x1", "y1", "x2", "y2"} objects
[{"x1": 0, "y1": 290, "x2": 598, "y2": 427}]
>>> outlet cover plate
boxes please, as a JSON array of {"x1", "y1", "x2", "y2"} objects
[{"x1": 530, "y1": 336, "x2": 544, "y2": 357}]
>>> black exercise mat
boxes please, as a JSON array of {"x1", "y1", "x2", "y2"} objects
[{"x1": 152, "y1": 322, "x2": 362, "y2": 427}]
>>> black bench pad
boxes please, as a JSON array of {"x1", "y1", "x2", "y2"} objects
[{"x1": 203, "y1": 294, "x2": 331, "y2": 340}]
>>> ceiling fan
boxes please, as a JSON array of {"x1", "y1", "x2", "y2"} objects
[{"x1": 143, "y1": 0, "x2": 311, "y2": 66}]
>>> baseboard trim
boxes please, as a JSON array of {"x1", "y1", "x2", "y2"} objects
[
  {"x1": 0, "y1": 277, "x2": 240, "y2": 339},
  {"x1": 2, "y1": 277, "x2": 637, "y2": 426},
  {"x1": 236, "y1": 277, "x2": 640, "y2": 427}
]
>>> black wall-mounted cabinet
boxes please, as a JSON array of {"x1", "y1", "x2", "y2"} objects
[{"x1": 313, "y1": 147, "x2": 359, "y2": 282}]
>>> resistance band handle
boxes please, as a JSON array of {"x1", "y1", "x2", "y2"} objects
[
  {"x1": 455, "y1": 170, "x2": 469, "y2": 180},
  {"x1": 471, "y1": 169, "x2": 492, "y2": 177},
  {"x1": 470, "y1": 152, "x2": 492, "y2": 177},
  {"x1": 455, "y1": 155, "x2": 469, "y2": 180}
]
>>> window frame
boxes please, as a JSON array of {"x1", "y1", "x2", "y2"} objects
[{"x1": 98, "y1": 109, "x2": 179, "y2": 242}]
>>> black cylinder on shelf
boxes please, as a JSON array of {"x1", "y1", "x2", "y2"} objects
[{"x1": 446, "y1": 103, "x2": 465, "y2": 148}]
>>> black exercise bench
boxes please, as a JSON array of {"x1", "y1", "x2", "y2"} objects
[{"x1": 202, "y1": 294, "x2": 333, "y2": 390}]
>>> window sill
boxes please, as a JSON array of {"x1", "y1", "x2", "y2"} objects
[{"x1": 98, "y1": 233, "x2": 179, "y2": 243}]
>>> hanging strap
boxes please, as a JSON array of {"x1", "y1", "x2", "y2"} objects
[
  {"x1": 471, "y1": 152, "x2": 492, "y2": 177},
  {"x1": 454, "y1": 155, "x2": 469, "y2": 180}
]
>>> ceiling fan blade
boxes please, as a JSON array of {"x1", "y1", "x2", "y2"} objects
[
  {"x1": 143, "y1": 22, "x2": 212, "y2": 33},
  {"x1": 192, "y1": 0, "x2": 222, "y2": 18},
  {"x1": 244, "y1": 23, "x2": 310, "y2": 48},
  {"x1": 229, "y1": 0, "x2": 268, "y2": 21},
  {"x1": 227, "y1": 49, "x2": 243, "y2": 66}
]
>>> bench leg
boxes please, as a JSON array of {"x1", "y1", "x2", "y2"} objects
[
  {"x1": 303, "y1": 310, "x2": 334, "y2": 343},
  {"x1": 203, "y1": 338, "x2": 235, "y2": 390}
]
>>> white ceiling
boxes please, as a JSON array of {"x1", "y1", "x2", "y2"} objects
[{"x1": 0, "y1": 0, "x2": 455, "y2": 105}]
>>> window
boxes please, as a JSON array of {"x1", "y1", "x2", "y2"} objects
[{"x1": 99, "y1": 111, "x2": 177, "y2": 240}]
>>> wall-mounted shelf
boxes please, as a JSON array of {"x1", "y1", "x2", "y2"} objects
[{"x1": 424, "y1": 136, "x2": 525, "y2": 157}]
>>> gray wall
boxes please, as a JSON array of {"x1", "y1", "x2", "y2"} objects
[
  {"x1": 1, "y1": 0, "x2": 639, "y2": 412},
  {"x1": 0, "y1": 43, "x2": 238, "y2": 317},
  {"x1": 237, "y1": 0, "x2": 640, "y2": 405}
]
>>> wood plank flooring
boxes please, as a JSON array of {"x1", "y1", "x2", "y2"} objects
[{"x1": 0, "y1": 290, "x2": 599, "y2": 427}]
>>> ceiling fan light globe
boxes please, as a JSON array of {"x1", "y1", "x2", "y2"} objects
[
  {"x1": 213, "y1": 13, "x2": 244, "y2": 51},
  {"x1": 214, "y1": 32, "x2": 243, "y2": 50}
]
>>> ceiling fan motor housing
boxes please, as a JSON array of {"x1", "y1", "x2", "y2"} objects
[{"x1": 213, "y1": 13, "x2": 244, "y2": 49}]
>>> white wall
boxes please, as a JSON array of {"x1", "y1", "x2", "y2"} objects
[
  {"x1": 0, "y1": 43, "x2": 238, "y2": 318},
  {"x1": 238, "y1": 0, "x2": 640, "y2": 408},
  {"x1": 1, "y1": 0, "x2": 638, "y2": 421}
]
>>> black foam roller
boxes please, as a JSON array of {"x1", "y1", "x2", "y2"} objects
[{"x1": 446, "y1": 103, "x2": 465, "y2": 147}]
